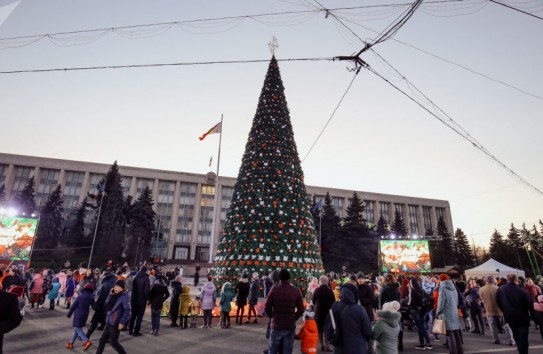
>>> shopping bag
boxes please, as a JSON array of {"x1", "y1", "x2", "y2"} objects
[{"x1": 432, "y1": 317, "x2": 446, "y2": 335}]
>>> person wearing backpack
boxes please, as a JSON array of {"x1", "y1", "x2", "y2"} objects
[{"x1": 325, "y1": 282, "x2": 372, "y2": 354}]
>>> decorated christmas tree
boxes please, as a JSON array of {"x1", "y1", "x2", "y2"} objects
[{"x1": 213, "y1": 56, "x2": 324, "y2": 291}]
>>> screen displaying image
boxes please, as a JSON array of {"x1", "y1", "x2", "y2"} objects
[
  {"x1": 0, "y1": 216, "x2": 38, "y2": 263},
  {"x1": 379, "y1": 240, "x2": 432, "y2": 273}
]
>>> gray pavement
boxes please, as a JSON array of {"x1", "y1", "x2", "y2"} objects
[{"x1": 5, "y1": 303, "x2": 543, "y2": 354}]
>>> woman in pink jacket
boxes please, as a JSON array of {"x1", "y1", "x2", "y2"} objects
[{"x1": 30, "y1": 273, "x2": 44, "y2": 309}]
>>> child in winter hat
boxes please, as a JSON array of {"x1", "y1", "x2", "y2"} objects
[
  {"x1": 373, "y1": 301, "x2": 401, "y2": 354},
  {"x1": 295, "y1": 305, "x2": 318, "y2": 353}
]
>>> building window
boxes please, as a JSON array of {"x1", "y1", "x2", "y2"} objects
[
  {"x1": 422, "y1": 206, "x2": 432, "y2": 233},
  {"x1": 173, "y1": 246, "x2": 190, "y2": 260},
  {"x1": 88, "y1": 173, "x2": 104, "y2": 193},
  {"x1": 436, "y1": 207, "x2": 445, "y2": 222},
  {"x1": 121, "y1": 177, "x2": 132, "y2": 195},
  {"x1": 136, "y1": 178, "x2": 154, "y2": 196},
  {"x1": 201, "y1": 185, "x2": 215, "y2": 207},
  {"x1": 197, "y1": 231, "x2": 211, "y2": 244},
  {"x1": 363, "y1": 201, "x2": 375, "y2": 225},
  {"x1": 37, "y1": 168, "x2": 60, "y2": 210},
  {"x1": 380, "y1": 202, "x2": 390, "y2": 223},
  {"x1": 179, "y1": 183, "x2": 197, "y2": 207},
  {"x1": 0, "y1": 164, "x2": 8, "y2": 185},
  {"x1": 63, "y1": 171, "x2": 85, "y2": 221},
  {"x1": 220, "y1": 186, "x2": 234, "y2": 221},
  {"x1": 10, "y1": 166, "x2": 34, "y2": 198},
  {"x1": 195, "y1": 246, "x2": 209, "y2": 261},
  {"x1": 408, "y1": 205, "x2": 419, "y2": 235},
  {"x1": 394, "y1": 203, "x2": 403, "y2": 214},
  {"x1": 331, "y1": 197, "x2": 344, "y2": 218}
]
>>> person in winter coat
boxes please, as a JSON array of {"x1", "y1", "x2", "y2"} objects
[
  {"x1": 0, "y1": 289, "x2": 23, "y2": 354},
  {"x1": 57, "y1": 271, "x2": 67, "y2": 306},
  {"x1": 408, "y1": 276, "x2": 431, "y2": 350},
  {"x1": 465, "y1": 278, "x2": 484, "y2": 335},
  {"x1": 48, "y1": 277, "x2": 61, "y2": 310},
  {"x1": 246, "y1": 272, "x2": 260, "y2": 324},
  {"x1": 200, "y1": 277, "x2": 216, "y2": 328},
  {"x1": 193, "y1": 270, "x2": 200, "y2": 287},
  {"x1": 66, "y1": 283, "x2": 96, "y2": 351},
  {"x1": 534, "y1": 294, "x2": 543, "y2": 340},
  {"x1": 399, "y1": 278, "x2": 409, "y2": 300},
  {"x1": 219, "y1": 282, "x2": 235, "y2": 328},
  {"x1": 128, "y1": 266, "x2": 150, "y2": 336},
  {"x1": 95, "y1": 280, "x2": 130, "y2": 354},
  {"x1": 373, "y1": 301, "x2": 401, "y2": 354},
  {"x1": 29, "y1": 272, "x2": 44, "y2": 309},
  {"x1": 436, "y1": 274, "x2": 463, "y2": 354},
  {"x1": 379, "y1": 275, "x2": 401, "y2": 309},
  {"x1": 78, "y1": 269, "x2": 96, "y2": 295},
  {"x1": 65, "y1": 273, "x2": 76, "y2": 309},
  {"x1": 86, "y1": 270, "x2": 116, "y2": 339},
  {"x1": 357, "y1": 272, "x2": 376, "y2": 323},
  {"x1": 189, "y1": 295, "x2": 201, "y2": 328},
  {"x1": 264, "y1": 272, "x2": 274, "y2": 298},
  {"x1": 265, "y1": 269, "x2": 305, "y2": 354},
  {"x1": 179, "y1": 284, "x2": 192, "y2": 329},
  {"x1": 325, "y1": 283, "x2": 372, "y2": 354},
  {"x1": 169, "y1": 276, "x2": 183, "y2": 327},
  {"x1": 312, "y1": 275, "x2": 336, "y2": 352},
  {"x1": 497, "y1": 274, "x2": 534, "y2": 354},
  {"x1": 479, "y1": 275, "x2": 515, "y2": 346},
  {"x1": 235, "y1": 274, "x2": 250, "y2": 325},
  {"x1": 41, "y1": 269, "x2": 53, "y2": 306},
  {"x1": 148, "y1": 276, "x2": 169, "y2": 336},
  {"x1": 295, "y1": 310, "x2": 319, "y2": 354}
]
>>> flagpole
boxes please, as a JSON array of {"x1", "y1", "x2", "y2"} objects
[
  {"x1": 88, "y1": 190, "x2": 105, "y2": 268},
  {"x1": 209, "y1": 114, "x2": 223, "y2": 264}
]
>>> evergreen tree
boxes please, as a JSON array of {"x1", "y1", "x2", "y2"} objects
[
  {"x1": 342, "y1": 192, "x2": 367, "y2": 234},
  {"x1": 376, "y1": 215, "x2": 389, "y2": 238},
  {"x1": 506, "y1": 223, "x2": 523, "y2": 269},
  {"x1": 453, "y1": 228, "x2": 474, "y2": 268},
  {"x1": 14, "y1": 177, "x2": 36, "y2": 215},
  {"x1": 431, "y1": 216, "x2": 453, "y2": 267},
  {"x1": 65, "y1": 198, "x2": 91, "y2": 251},
  {"x1": 213, "y1": 56, "x2": 324, "y2": 291},
  {"x1": 488, "y1": 229, "x2": 508, "y2": 263},
  {"x1": 33, "y1": 185, "x2": 64, "y2": 259},
  {"x1": 391, "y1": 209, "x2": 409, "y2": 239},
  {"x1": 91, "y1": 162, "x2": 127, "y2": 265},
  {"x1": 320, "y1": 192, "x2": 343, "y2": 271},
  {"x1": 0, "y1": 184, "x2": 5, "y2": 207},
  {"x1": 128, "y1": 186, "x2": 155, "y2": 264}
]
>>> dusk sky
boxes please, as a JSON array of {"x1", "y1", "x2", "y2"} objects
[{"x1": 0, "y1": 0, "x2": 541, "y2": 248}]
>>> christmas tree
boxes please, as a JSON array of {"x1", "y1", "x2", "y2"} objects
[{"x1": 213, "y1": 56, "x2": 324, "y2": 291}]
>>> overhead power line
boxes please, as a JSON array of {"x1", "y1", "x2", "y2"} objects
[
  {"x1": 489, "y1": 0, "x2": 543, "y2": 21},
  {"x1": 0, "y1": 57, "x2": 333, "y2": 75}
]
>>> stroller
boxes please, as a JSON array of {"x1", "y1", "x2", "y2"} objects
[
  {"x1": 8, "y1": 285, "x2": 27, "y2": 316},
  {"x1": 399, "y1": 299, "x2": 415, "y2": 330}
]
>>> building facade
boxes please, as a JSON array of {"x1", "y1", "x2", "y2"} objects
[{"x1": 0, "y1": 153, "x2": 453, "y2": 262}]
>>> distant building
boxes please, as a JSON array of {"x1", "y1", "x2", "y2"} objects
[{"x1": 0, "y1": 153, "x2": 453, "y2": 262}]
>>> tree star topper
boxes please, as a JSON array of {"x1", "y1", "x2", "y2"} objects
[{"x1": 268, "y1": 36, "x2": 278, "y2": 55}]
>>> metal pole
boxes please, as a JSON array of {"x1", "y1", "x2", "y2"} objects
[
  {"x1": 208, "y1": 114, "x2": 223, "y2": 264},
  {"x1": 88, "y1": 191, "x2": 105, "y2": 268},
  {"x1": 319, "y1": 211, "x2": 322, "y2": 246}
]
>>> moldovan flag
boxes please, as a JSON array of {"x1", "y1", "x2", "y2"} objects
[{"x1": 199, "y1": 122, "x2": 222, "y2": 141}]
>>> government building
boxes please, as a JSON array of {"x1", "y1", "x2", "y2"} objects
[{"x1": 0, "y1": 153, "x2": 453, "y2": 262}]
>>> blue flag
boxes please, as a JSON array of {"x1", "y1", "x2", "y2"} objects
[
  {"x1": 311, "y1": 199, "x2": 323, "y2": 213},
  {"x1": 97, "y1": 180, "x2": 106, "y2": 193}
]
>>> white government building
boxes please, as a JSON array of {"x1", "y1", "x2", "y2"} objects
[{"x1": 0, "y1": 153, "x2": 453, "y2": 262}]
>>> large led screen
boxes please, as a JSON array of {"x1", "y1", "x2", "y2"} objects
[
  {"x1": 0, "y1": 216, "x2": 38, "y2": 266},
  {"x1": 379, "y1": 240, "x2": 432, "y2": 273}
]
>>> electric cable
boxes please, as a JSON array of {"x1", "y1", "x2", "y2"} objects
[{"x1": 489, "y1": 0, "x2": 543, "y2": 20}]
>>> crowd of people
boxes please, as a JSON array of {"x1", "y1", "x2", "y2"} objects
[{"x1": 0, "y1": 261, "x2": 542, "y2": 354}]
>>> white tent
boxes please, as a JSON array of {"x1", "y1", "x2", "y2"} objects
[{"x1": 464, "y1": 258, "x2": 525, "y2": 279}]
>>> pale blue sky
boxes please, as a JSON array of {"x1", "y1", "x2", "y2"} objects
[{"x1": 0, "y1": 0, "x2": 541, "y2": 247}]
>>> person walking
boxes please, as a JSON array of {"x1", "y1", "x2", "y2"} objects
[
  {"x1": 479, "y1": 275, "x2": 515, "y2": 346},
  {"x1": 66, "y1": 283, "x2": 96, "y2": 350},
  {"x1": 497, "y1": 274, "x2": 534, "y2": 354},
  {"x1": 148, "y1": 275, "x2": 169, "y2": 335},
  {"x1": 128, "y1": 266, "x2": 150, "y2": 336},
  {"x1": 86, "y1": 270, "x2": 116, "y2": 339},
  {"x1": 325, "y1": 282, "x2": 372, "y2": 354},
  {"x1": 95, "y1": 280, "x2": 131, "y2": 354},
  {"x1": 436, "y1": 274, "x2": 463, "y2": 354},
  {"x1": 0, "y1": 290, "x2": 23, "y2": 354},
  {"x1": 465, "y1": 278, "x2": 484, "y2": 335},
  {"x1": 200, "y1": 276, "x2": 216, "y2": 328},
  {"x1": 29, "y1": 272, "x2": 44, "y2": 309},
  {"x1": 312, "y1": 275, "x2": 336, "y2": 352},
  {"x1": 265, "y1": 269, "x2": 305, "y2": 354},
  {"x1": 246, "y1": 272, "x2": 260, "y2": 324},
  {"x1": 408, "y1": 276, "x2": 432, "y2": 350},
  {"x1": 235, "y1": 274, "x2": 250, "y2": 325}
]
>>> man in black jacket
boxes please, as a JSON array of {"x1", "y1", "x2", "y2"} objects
[
  {"x1": 0, "y1": 290, "x2": 23, "y2": 354},
  {"x1": 497, "y1": 274, "x2": 534, "y2": 354},
  {"x1": 128, "y1": 266, "x2": 150, "y2": 336},
  {"x1": 312, "y1": 275, "x2": 335, "y2": 352},
  {"x1": 356, "y1": 272, "x2": 375, "y2": 322}
]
